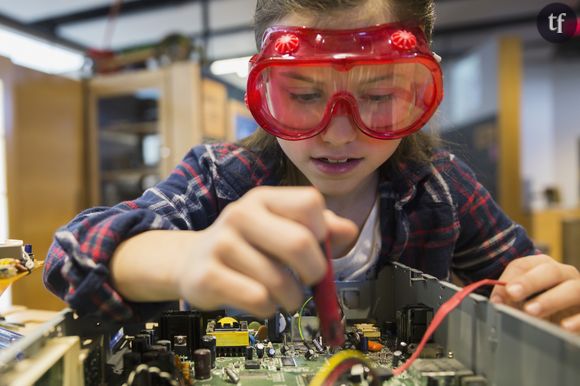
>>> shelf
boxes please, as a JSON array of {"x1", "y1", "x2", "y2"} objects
[{"x1": 100, "y1": 121, "x2": 158, "y2": 135}]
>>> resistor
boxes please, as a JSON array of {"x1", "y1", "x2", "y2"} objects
[
  {"x1": 225, "y1": 367, "x2": 240, "y2": 384},
  {"x1": 311, "y1": 339, "x2": 325, "y2": 353}
]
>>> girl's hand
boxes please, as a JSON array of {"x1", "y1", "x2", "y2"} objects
[
  {"x1": 490, "y1": 254, "x2": 580, "y2": 333},
  {"x1": 174, "y1": 186, "x2": 358, "y2": 318}
]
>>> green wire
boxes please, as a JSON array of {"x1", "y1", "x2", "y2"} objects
[{"x1": 298, "y1": 296, "x2": 313, "y2": 341}]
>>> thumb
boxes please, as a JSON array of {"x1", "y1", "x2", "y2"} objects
[{"x1": 323, "y1": 210, "x2": 359, "y2": 258}]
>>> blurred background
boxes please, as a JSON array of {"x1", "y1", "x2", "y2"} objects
[{"x1": 0, "y1": 0, "x2": 578, "y2": 312}]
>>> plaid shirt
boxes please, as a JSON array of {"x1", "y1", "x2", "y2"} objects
[{"x1": 43, "y1": 143, "x2": 537, "y2": 322}]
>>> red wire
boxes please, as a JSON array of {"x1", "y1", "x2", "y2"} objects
[{"x1": 392, "y1": 279, "x2": 507, "y2": 376}]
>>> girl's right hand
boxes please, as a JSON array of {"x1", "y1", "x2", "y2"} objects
[{"x1": 173, "y1": 186, "x2": 358, "y2": 318}]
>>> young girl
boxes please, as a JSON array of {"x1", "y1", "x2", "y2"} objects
[{"x1": 43, "y1": 0, "x2": 580, "y2": 333}]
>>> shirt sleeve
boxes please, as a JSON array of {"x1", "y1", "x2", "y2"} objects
[
  {"x1": 43, "y1": 146, "x2": 220, "y2": 322},
  {"x1": 446, "y1": 155, "x2": 539, "y2": 284}
]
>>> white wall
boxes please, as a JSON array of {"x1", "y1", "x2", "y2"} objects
[
  {"x1": 552, "y1": 59, "x2": 580, "y2": 208},
  {"x1": 438, "y1": 40, "x2": 499, "y2": 131},
  {"x1": 521, "y1": 53, "x2": 580, "y2": 210},
  {"x1": 521, "y1": 57, "x2": 556, "y2": 210}
]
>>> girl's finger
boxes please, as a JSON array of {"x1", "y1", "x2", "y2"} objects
[
  {"x1": 183, "y1": 260, "x2": 277, "y2": 318},
  {"x1": 562, "y1": 313, "x2": 580, "y2": 334},
  {"x1": 505, "y1": 262, "x2": 577, "y2": 302},
  {"x1": 216, "y1": 231, "x2": 304, "y2": 312},
  {"x1": 523, "y1": 279, "x2": 580, "y2": 319}
]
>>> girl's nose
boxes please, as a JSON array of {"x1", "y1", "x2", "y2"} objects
[
  {"x1": 319, "y1": 99, "x2": 358, "y2": 145},
  {"x1": 320, "y1": 114, "x2": 358, "y2": 145}
]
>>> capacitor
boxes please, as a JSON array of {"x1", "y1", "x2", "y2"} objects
[
  {"x1": 348, "y1": 363, "x2": 365, "y2": 383},
  {"x1": 24, "y1": 244, "x2": 34, "y2": 261},
  {"x1": 311, "y1": 339, "x2": 325, "y2": 353},
  {"x1": 225, "y1": 367, "x2": 240, "y2": 384},
  {"x1": 122, "y1": 352, "x2": 141, "y2": 377},
  {"x1": 305, "y1": 348, "x2": 316, "y2": 360},
  {"x1": 280, "y1": 345, "x2": 290, "y2": 355},
  {"x1": 150, "y1": 344, "x2": 168, "y2": 353},
  {"x1": 392, "y1": 350, "x2": 403, "y2": 368},
  {"x1": 358, "y1": 336, "x2": 369, "y2": 353},
  {"x1": 267, "y1": 347, "x2": 276, "y2": 358},
  {"x1": 202, "y1": 335, "x2": 217, "y2": 368},
  {"x1": 156, "y1": 339, "x2": 172, "y2": 352},
  {"x1": 136, "y1": 333, "x2": 151, "y2": 347},
  {"x1": 399, "y1": 341, "x2": 408, "y2": 355},
  {"x1": 255, "y1": 343, "x2": 265, "y2": 359},
  {"x1": 245, "y1": 346, "x2": 254, "y2": 360},
  {"x1": 193, "y1": 348, "x2": 212, "y2": 380},
  {"x1": 132, "y1": 336, "x2": 149, "y2": 353},
  {"x1": 157, "y1": 352, "x2": 175, "y2": 373}
]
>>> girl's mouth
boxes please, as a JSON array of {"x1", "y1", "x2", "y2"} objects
[{"x1": 311, "y1": 157, "x2": 363, "y2": 174}]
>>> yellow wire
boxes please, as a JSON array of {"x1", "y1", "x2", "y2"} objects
[
  {"x1": 298, "y1": 296, "x2": 313, "y2": 341},
  {"x1": 308, "y1": 350, "x2": 370, "y2": 386}
]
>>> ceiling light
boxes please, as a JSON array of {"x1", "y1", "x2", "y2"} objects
[
  {"x1": 210, "y1": 56, "x2": 253, "y2": 78},
  {"x1": 0, "y1": 26, "x2": 84, "y2": 76}
]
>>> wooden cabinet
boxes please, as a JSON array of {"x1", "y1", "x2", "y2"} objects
[
  {"x1": 87, "y1": 62, "x2": 203, "y2": 206},
  {"x1": 1, "y1": 56, "x2": 82, "y2": 311}
]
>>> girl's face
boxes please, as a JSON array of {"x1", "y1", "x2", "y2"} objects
[{"x1": 275, "y1": 10, "x2": 402, "y2": 198}]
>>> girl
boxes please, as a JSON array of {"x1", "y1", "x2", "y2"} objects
[{"x1": 44, "y1": 0, "x2": 580, "y2": 332}]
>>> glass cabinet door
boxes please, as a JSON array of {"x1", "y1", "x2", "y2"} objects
[{"x1": 96, "y1": 89, "x2": 162, "y2": 206}]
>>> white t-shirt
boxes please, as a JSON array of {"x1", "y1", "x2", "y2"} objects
[{"x1": 332, "y1": 198, "x2": 381, "y2": 281}]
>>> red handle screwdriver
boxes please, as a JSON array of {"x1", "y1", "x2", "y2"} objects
[{"x1": 312, "y1": 237, "x2": 345, "y2": 347}]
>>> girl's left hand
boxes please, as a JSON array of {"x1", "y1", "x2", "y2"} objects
[{"x1": 490, "y1": 254, "x2": 580, "y2": 333}]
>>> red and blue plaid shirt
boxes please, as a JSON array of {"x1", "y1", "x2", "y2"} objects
[{"x1": 43, "y1": 143, "x2": 537, "y2": 322}]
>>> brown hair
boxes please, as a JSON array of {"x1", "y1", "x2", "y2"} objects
[{"x1": 241, "y1": 0, "x2": 439, "y2": 185}]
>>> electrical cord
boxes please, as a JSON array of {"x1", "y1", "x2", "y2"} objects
[{"x1": 308, "y1": 349, "x2": 380, "y2": 386}]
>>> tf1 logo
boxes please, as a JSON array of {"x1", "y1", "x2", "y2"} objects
[{"x1": 537, "y1": 3, "x2": 578, "y2": 43}]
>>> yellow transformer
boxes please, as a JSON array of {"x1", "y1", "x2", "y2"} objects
[{"x1": 207, "y1": 317, "x2": 249, "y2": 356}]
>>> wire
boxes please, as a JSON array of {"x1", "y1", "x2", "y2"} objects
[
  {"x1": 392, "y1": 279, "x2": 507, "y2": 376},
  {"x1": 308, "y1": 349, "x2": 379, "y2": 386},
  {"x1": 298, "y1": 296, "x2": 314, "y2": 341}
]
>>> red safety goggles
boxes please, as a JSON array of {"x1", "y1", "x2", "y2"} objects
[{"x1": 246, "y1": 22, "x2": 444, "y2": 141}]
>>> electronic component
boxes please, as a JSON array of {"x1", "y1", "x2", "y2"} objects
[
  {"x1": 193, "y1": 348, "x2": 211, "y2": 380},
  {"x1": 267, "y1": 312, "x2": 289, "y2": 343},
  {"x1": 358, "y1": 335, "x2": 369, "y2": 353},
  {"x1": 392, "y1": 350, "x2": 403, "y2": 367},
  {"x1": 225, "y1": 367, "x2": 240, "y2": 384},
  {"x1": 353, "y1": 323, "x2": 381, "y2": 339},
  {"x1": 207, "y1": 317, "x2": 250, "y2": 357},
  {"x1": 410, "y1": 358, "x2": 475, "y2": 385},
  {"x1": 281, "y1": 356, "x2": 297, "y2": 367},
  {"x1": 255, "y1": 342, "x2": 265, "y2": 358},
  {"x1": 245, "y1": 346, "x2": 253, "y2": 360},
  {"x1": 267, "y1": 347, "x2": 276, "y2": 358},
  {"x1": 158, "y1": 310, "x2": 204, "y2": 358},
  {"x1": 202, "y1": 334, "x2": 217, "y2": 368},
  {"x1": 244, "y1": 360, "x2": 261, "y2": 370},
  {"x1": 396, "y1": 304, "x2": 434, "y2": 343},
  {"x1": 311, "y1": 338, "x2": 325, "y2": 353}
]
